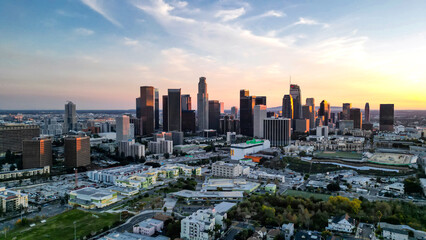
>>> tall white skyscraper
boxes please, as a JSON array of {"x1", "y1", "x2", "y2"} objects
[
  {"x1": 64, "y1": 101, "x2": 77, "y2": 133},
  {"x1": 197, "y1": 77, "x2": 209, "y2": 131},
  {"x1": 116, "y1": 115, "x2": 131, "y2": 141},
  {"x1": 253, "y1": 105, "x2": 267, "y2": 138}
]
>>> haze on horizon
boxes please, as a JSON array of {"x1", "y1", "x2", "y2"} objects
[{"x1": 0, "y1": 0, "x2": 425, "y2": 111}]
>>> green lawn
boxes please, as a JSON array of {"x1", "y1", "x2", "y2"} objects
[
  {"x1": 3, "y1": 209, "x2": 120, "y2": 240},
  {"x1": 315, "y1": 151, "x2": 362, "y2": 160},
  {"x1": 283, "y1": 189, "x2": 331, "y2": 201}
]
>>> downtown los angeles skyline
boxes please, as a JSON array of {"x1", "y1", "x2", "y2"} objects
[{"x1": 0, "y1": 0, "x2": 426, "y2": 110}]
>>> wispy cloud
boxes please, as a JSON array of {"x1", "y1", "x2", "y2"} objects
[
  {"x1": 215, "y1": 8, "x2": 246, "y2": 22},
  {"x1": 295, "y1": 17, "x2": 329, "y2": 28},
  {"x1": 74, "y1": 27, "x2": 94, "y2": 36},
  {"x1": 80, "y1": 0, "x2": 122, "y2": 27},
  {"x1": 123, "y1": 37, "x2": 139, "y2": 46}
]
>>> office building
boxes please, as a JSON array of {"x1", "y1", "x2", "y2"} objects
[
  {"x1": 181, "y1": 94, "x2": 191, "y2": 111},
  {"x1": 118, "y1": 140, "x2": 145, "y2": 159},
  {"x1": 0, "y1": 187, "x2": 28, "y2": 213},
  {"x1": 380, "y1": 104, "x2": 394, "y2": 132},
  {"x1": 282, "y1": 94, "x2": 294, "y2": 119},
  {"x1": 240, "y1": 89, "x2": 255, "y2": 137},
  {"x1": 293, "y1": 119, "x2": 310, "y2": 133},
  {"x1": 290, "y1": 84, "x2": 302, "y2": 119},
  {"x1": 0, "y1": 125, "x2": 40, "y2": 153},
  {"x1": 316, "y1": 126, "x2": 329, "y2": 137},
  {"x1": 182, "y1": 110, "x2": 196, "y2": 133},
  {"x1": 255, "y1": 96, "x2": 267, "y2": 106},
  {"x1": 339, "y1": 120, "x2": 354, "y2": 131},
  {"x1": 212, "y1": 161, "x2": 243, "y2": 178},
  {"x1": 302, "y1": 105, "x2": 314, "y2": 129},
  {"x1": 263, "y1": 118, "x2": 291, "y2": 147},
  {"x1": 208, "y1": 100, "x2": 221, "y2": 132},
  {"x1": 64, "y1": 136, "x2": 90, "y2": 168},
  {"x1": 171, "y1": 131, "x2": 184, "y2": 146},
  {"x1": 148, "y1": 138, "x2": 173, "y2": 154},
  {"x1": 231, "y1": 106, "x2": 238, "y2": 118},
  {"x1": 168, "y1": 89, "x2": 182, "y2": 131},
  {"x1": 319, "y1": 100, "x2": 330, "y2": 126},
  {"x1": 342, "y1": 103, "x2": 352, "y2": 120},
  {"x1": 136, "y1": 86, "x2": 155, "y2": 136},
  {"x1": 220, "y1": 115, "x2": 240, "y2": 134},
  {"x1": 350, "y1": 108, "x2": 362, "y2": 129},
  {"x1": 253, "y1": 105, "x2": 267, "y2": 138},
  {"x1": 22, "y1": 137, "x2": 52, "y2": 169},
  {"x1": 64, "y1": 101, "x2": 77, "y2": 132},
  {"x1": 306, "y1": 98, "x2": 315, "y2": 111},
  {"x1": 162, "y1": 95, "x2": 168, "y2": 131},
  {"x1": 116, "y1": 115, "x2": 131, "y2": 142},
  {"x1": 197, "y1": 77, "x2": 209, "y2": 131},
  {"x1": 155, "y1": 88, "x2": 160, "y2": 130},
  {"x1": 129, "y1": 117, "x2": 141, "y2": 136},
  {"x1": 220, "y1": 102, "x2": 225, "y2": 114},
  {"x1": 365, "y1": 102, "x2": 370, "y2": 122}
]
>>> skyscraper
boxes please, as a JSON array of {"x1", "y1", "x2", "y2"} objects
[
  {"x1": 342, "y1": 103, "x2": 352, "y2": 120},
  {"x1": 22, "y1": 137, "x2": 52, "y2": 169},
  {"x1": 162, "y1": 95, "x2": 168, "y2": 131},
  {"x1": 240, "y1": 89, "x2": 255, "y2": 137},
  {"x1": 231, "y1": 106, "x2": 238, "y2": 118},
  {"x1": 380, "y1": 104, "x2": 394, "y2": 131},
  {"x1": 306, "y1": 98, "x2": 315, "y2": 111},
  {"x1": 0, "y1": 125, "x2": 40, "y2": 153},
  {"x1": 116, "y1": 115, "x2": 131, "y2": 141},
  {"x1": 282, "y1": 94, "x2": 294, "y2": 119},
  {"x1": 168, "y1": 89, "x2": 182, "y2": 131},
  {"x1": 181, "y1": 94, "x2": 192, "y2": 111},
  {"x1": 319, "y1": 100, "x2": 330, "y2": 126},
  {"x1": 182, "y1": 110, "x2": 196, "y2": 133},
  {"x1": 350, "y1": 108, "x2": 362, "y2": 129},
  {"x1": 208, "y1": 100, "x2": 221, "y2": 131},
  {"x1": 255, "y1": 96, "x2": 267, "y2": 106},
  {"x1": 64, "y1": 136, "x2": 90, "y2": 168},
  {"x1": 197, "y1": 77, "x2": 209, "y2": 131},
  {"x1": 253, "y1": 105, "x2": 267, "y2": 138},
  {"x1": 263, "y1": 118, "x2": 291, "y2": 147},
  {"x1": 302, "y1": 105, "x2": 314, "y2": 129},
  {"x1": 364, "y1": 102, "x2": 370, "y2": 122},
  {"x1": 290, "y1": 84, "x2": 302, "y2": 119},
  {"x1": 220, "y1": 102, "x2": 225, "y2": 114},
  {"x1": 155, "y1": 88, "x2": 160, "y2": 130},
  {"x1": 64, "y1": 101, "x2": 77, "y2": 132},
  {"x1": 137, "y1": 86, "x2": 155, "y2": 135}
]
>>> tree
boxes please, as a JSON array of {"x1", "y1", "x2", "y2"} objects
[
  {"x1": 164, "y1": 152, "x2": 170, "y2": 159},
  {"x1": 327, "y1": 182, "x2": 341, "y2": 192},
  {"x1": 163, "y1": 207, "x2": 167, "y2": 213},
  {"x1": 404, "y1": 177, "x2": 422, "y2": 195}
]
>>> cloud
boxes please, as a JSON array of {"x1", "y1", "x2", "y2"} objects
[
  {"x1": 172, "y1": 1, "x2": 188, "y2": 8},
  {"x1": 74, "y1": 28, "x2": 94, "y2": 36},
  {"x1": 215, "y1": 8, "x2": 246, "y2": 22},
  {"x1": 294, "y1": 17, "x2": 329, "y2": 28},
  {"x1": 80, "y1": 0, "x2": 122, "y2": 27},
  {"x1": 123, "y1": 37, "x2": 139, "y2": 46}
]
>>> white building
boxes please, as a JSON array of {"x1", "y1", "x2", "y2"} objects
[
  {"x1": 382, "y1": 228, "x2": 408, "y2": 240},
  {"x1": 212, "y1": 161, "x2": 243, "y2": 178},
  {"x1": 253, "y1": 105, "x2": 267, "y2": 138},
  {"x1": 226, "y1": 132, "x2": 236, "y2": 143},
  {"x1": 181, "y1": 208, "x2": 224, "y2": 240},
  {"x1": 118, "y1": 140, "x2": 145, "y2": 158},
  {"x1": 317, "y1": 126, "x2": 329, "y2": 137},
  {"x1": 148, "y1": 138, "x2": 173, "y2": 154},
  {"x1": 327, "y1": 213, "x2": 356, "y2": 233},
  {"x1": 282, "y1": 223, "x2": 294, "y2": 240},
  {"x1": 0, "y1": 187, "x2": 28, "y2": 212},
  {"x1": 230, "y1": 139, "x2": 271, "y2": 160},
  {"x1": 384, "y1": 182, "x2": 405, "y2": 195}
]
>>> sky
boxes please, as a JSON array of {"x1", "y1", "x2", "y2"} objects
[{"x1": 0, "y1": 0, "x2": 425, "y2": 110}]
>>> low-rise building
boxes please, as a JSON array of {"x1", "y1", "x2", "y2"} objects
[
  {"x1": 0, "y1": 187, "x2": 28, "y2": 212},
  {"x1": 264, "y1": 183, "x2": 277, "y2": 193},
  {"x1": 180, "y1": 208, "x2": 222, "y2": 240},
  {"x1": 170, "y1": 190, "x2": 243, "y2": 203},
  {"x1": 202, "y1": 178, "x2": 260, "y2": 193},
  {"x1": 282, "y1": 223, "x2": 294, "y2": 240},
  {"x1": 294, "y1": 230, "x2": 321, "y2": 240},
  {"x1": 327, "y1": 213, "x2": 356, "y2": 233},
  {"x1": 384, "y1": 182, "x2": 405, "y2": 195},
  {"x1": 212, "y1": 161, "x2": 243, "y2": 178},
  {"x1": 69, "y1": 187, "x2": 118, "y2": 209},
  {"x1": 133, "y1": 218, "x2": 164, "y2": 236},
  {"x1": 230, "y1": 139, "x2": 271, "y2": 160},
  {"x1": 0, "y1": 166, "x2": 50, "y2": 180},
  {"x1": 382, "y1": 228, "x2": 408, "y2": 240}
]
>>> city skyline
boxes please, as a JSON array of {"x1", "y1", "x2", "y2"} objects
[{"x1": 1, "y1": 0, "x2": 426, "y2": 110}]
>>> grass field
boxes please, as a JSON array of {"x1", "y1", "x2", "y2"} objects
[
  {"x1": 283, "y1": 189, "x2": 331, "y2": 201},
  {"x1": 3, "y1": 209, "x2": 120, "y2": 240},
  {"x1": 284, "y1": 157, "x2": 348, "y2": 173},
  {"x1": 315, "y1": 151, "x2": 362, "y2": 160}
]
